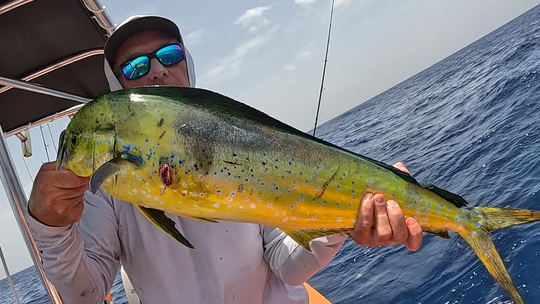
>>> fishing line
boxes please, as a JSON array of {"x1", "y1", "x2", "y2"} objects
[
  {"x1": 22, "y1": 155, "x2": 34, "y2": 183},
  {"x1": 312, "y1": 0, "x2": 335, "y2": 137},
  {"x1": 39, "y1": 125, "x2": 51, "y2": 162},
  {"x1": 47, "y1": 124, "x2": 57, "y2": 152}
]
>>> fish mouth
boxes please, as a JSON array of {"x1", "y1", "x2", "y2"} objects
[{"x1": 56, "y1": 130, "x2": 68, "y2": 170}]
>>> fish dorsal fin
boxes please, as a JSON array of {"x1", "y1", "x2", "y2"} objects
[
  {"x1": 283, "y1": 228, "x2": 350, "y2": 252},
  {"x1": 136, "y1": 205, "x2": 194, "y2": 249}
]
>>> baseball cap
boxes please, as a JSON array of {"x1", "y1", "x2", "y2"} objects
[{"x1": 104, "y1": 15, "x2": 184, "y2": 67}]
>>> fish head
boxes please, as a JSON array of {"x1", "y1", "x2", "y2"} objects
[{"x1": 56, "y1": 96, "x2": 121, "y2": 177}]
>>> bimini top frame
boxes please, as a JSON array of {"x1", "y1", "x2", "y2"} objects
[{"x1": 0, "y1": 0, "x2": 116, "y2": 303}]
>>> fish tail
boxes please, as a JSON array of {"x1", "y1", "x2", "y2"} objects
[
  {"x1": 476, "y1": 207, "x2": 540, "y2": 231},
  {"x1": 458, "y1": 207, "x2": 540, "y2": 304}
]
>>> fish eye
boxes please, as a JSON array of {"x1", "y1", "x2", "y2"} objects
[{"x1": 71, "y1": 136, "x2": 77, "y2": 146}]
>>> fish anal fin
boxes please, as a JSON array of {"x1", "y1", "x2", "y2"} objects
[
  {"x1": 283, "y1": 228, "x2": 350, "y2": 252},
  {"x1": 459, "y1": 228, "x2": 524, "y2": 304},
  {"x1": 136, "y1": 205, "x2": 194, "y2": 249},
  {"x1": 423, "y1": 228, "x2": 450, "y2": 239}
]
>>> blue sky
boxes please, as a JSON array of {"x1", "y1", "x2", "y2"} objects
[{"x1": 1, "y1": 0, "x2": 539, "y2": 279}]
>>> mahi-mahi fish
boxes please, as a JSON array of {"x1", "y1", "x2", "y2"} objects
[{"x1": 56, "y1": 86, "x2": 540, "y2": 303}]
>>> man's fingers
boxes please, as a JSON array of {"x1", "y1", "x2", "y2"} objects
[
  {"x1": 404, "y1": 218, "x2": 423, "y2": 251},
  {"x1": 39, "y1": 161, "x2": 57, "y2": 172},
  {"x1": 372, "y1": 194, "x2": 392, "y2": 245},
  {"x1": 349, "y1": 193, "x2": 375, "y2": 245},
  {"x1": 49, "y1": 171, "x2": 90, "y2": 189},
  {"x1": 56, "y1": 185, "x2": 90, "y2": 202},
  {"x1": 392, "y1": 161, "x2": 410, "y2": 174},
  {"x1": 386, "y1": 200, "x2": 408, "y2": 244}
]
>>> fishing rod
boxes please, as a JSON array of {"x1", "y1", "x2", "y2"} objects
[
  {"x1": 0, "y1": 77, "x2": 91, "y2": 138},
  {"x1": 0, "y1": 243, "x2": 21, "y2": 304},
  {"x1": 312, "y1": 0, "x2": 335, "y2": 137}
]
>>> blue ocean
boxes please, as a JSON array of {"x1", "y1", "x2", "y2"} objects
[{"x1": 1, "y1": 4, "x2": 540, "y2": 304}]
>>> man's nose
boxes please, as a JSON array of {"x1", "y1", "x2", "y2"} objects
[{"x1": 148, "y1": 58, "x2": 169, "y2": 80}]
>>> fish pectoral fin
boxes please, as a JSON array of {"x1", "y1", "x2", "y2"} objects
[
  {"x1": 422, "y1": 228, "x2": 450, "y2": 239},
  {"x1": 180, "y1": 215, "x2": 219, "y2": 223},
  {"x1": 136, "y1": 205, "x2": 194, "y2": 249},
  {"x1": 90, "y1": 157, "x2": 137, "y2": 194},
  {"x1": 283, "y1": 228, "x2": 350, "y2": 252},
  {"x1": 192, "y1": 217, "x2": 219, "y2": 223}
]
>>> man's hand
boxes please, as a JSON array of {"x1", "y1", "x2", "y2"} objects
[
  {"x1": 348, "y1": 162, "x2": 423, "y2": 251},
  {"x1": 28, "y1": 162, "x2": 90, "y2": 227}
]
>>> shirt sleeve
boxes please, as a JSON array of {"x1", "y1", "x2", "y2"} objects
[
  {"x1": 261, "y1": 225, "x2": 348, "y2": 286},
  {"x1": 25, "y1": 188, "x2": 121, "y2": 304}
]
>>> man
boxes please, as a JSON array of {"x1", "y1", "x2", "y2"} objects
[{"x1": 26, "y1": 16, "x2": 423, "y2": 304}]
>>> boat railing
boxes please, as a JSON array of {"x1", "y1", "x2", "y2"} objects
[{"x1": 0, "y1": 1, "x2": 116, "y2": 303}]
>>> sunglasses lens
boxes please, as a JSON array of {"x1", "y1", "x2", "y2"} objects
[
  {"x1": 122, "y1": 56, "x2": 150, "y2": 79},
  {"x1": 156, "y1": 44, "x2": 184, "y2": 66}
]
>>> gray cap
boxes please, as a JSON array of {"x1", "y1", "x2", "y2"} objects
[{"x1": 104, "y1": 15, "x2": 183, "y2": 66}]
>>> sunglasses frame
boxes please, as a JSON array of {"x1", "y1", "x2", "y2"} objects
[{"x1": 114, "y1": 43, "x2": 185, "y2": 80}]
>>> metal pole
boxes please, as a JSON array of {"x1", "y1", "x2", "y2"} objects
[
  {"x1": 0, "y1": 243, "x2": 21, "y2": 304},
  {"x1": 0, "y1": 77, "x2": 91, "y2": 104},
  {"x1": 0, "y1": 123, "x2": 63, "y2": 304}
]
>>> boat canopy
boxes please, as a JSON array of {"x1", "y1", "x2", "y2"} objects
[{"x1": 0, "y1": 0, "x2": 114, "y2": 136}]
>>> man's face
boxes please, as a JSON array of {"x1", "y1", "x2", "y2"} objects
[{"x1": 114, "y1": 30, "x2": 190, "y2": 89}]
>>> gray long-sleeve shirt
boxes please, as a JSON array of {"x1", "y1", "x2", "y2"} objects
[{"x1": 26, "y1": 187, "x2": 347, "y2": 304}]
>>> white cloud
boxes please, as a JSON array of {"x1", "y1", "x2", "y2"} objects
[
  {"x1": 199, "y1": 26, "x2": 279, "y2": 85},
  {"x1": 294, "y1": 0, "x2": 318, "y2": 6},
  {"x1": 283, "y1": 64, "x2": 296, "y2": 71},
  {"x1": 298, "y1": 50, "x2": 312, "y2": 57},
  {"x1": 235, "y1": 6, "x2": 272, "y2": 31},
  {"x1": 335, "y1": 0, "x2": 352, "y2": 7},
  {"x1": 282, "y1": 46, "x2": 314, "y2": 72},
  {"x1": 185, "y1": 29, "x2": 207, "y2": 46}
]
